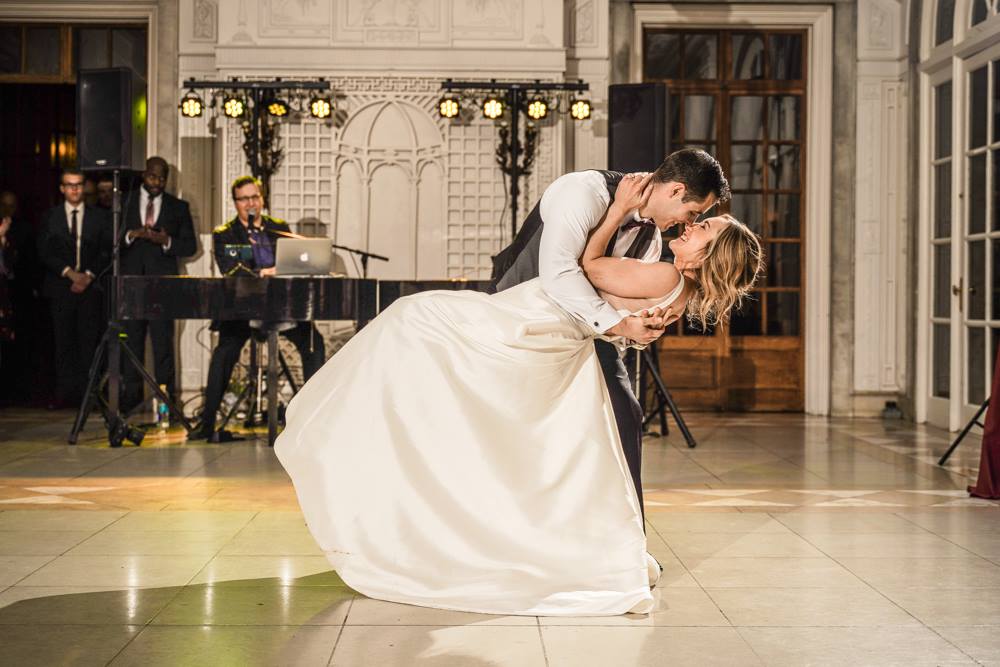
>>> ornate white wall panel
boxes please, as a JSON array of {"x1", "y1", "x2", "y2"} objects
[{"x1": 853, "y1": 0, "x2": 909, "y2": 394}]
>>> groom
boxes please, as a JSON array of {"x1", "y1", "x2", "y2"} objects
[{"x1": 491, "y1": 148, "x2": 730, "y2": 521}]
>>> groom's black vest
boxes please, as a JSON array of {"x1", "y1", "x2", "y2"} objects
[{"x1": 489, "y1": 170, "x2": 658, "y2": 293}]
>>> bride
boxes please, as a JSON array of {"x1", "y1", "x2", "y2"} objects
[{"x1": 275, "y1": 174, "x2": 763, "y2": 616}]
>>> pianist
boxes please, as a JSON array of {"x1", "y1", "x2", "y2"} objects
[{"x1": 189, "y1": 176, "x2": 325, "y2": 443}]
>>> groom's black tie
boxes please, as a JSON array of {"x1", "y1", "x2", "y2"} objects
[{"x1": 605, "y1": 219, "x2": 658, "y2": 260}]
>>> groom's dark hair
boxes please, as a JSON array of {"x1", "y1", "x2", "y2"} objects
[{"x1": 652, "y1": 148, "x2": 731, "y2": 203}]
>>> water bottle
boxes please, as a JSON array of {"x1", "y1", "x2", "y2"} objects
[{"x1": 156, "y1": 385, "x2": 170, "y2": 431}]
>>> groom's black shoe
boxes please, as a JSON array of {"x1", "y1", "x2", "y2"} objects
[{"x1": 207, "y1": 429, "x2": 245, "y2": 444}]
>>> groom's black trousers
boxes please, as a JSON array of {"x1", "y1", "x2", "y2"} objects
[{"x1": 594, "y1": 339, "x2": 645, "y2": 525}]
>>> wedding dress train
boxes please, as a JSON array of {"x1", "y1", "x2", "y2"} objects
[{"x1": 275, "y1": 277, "x2": 683, "y2": 615}]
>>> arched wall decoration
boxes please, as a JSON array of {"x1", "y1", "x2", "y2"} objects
[{"x1": 221, "y1": 76, "x2": 559, "y2": 280}]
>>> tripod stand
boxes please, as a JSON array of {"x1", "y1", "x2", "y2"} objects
[
  {"x1": 938, "y1": 397, "x2": 991, "y2": 466},
  {"x1": 68, "y1": 170, "x2": 192, "y2": 445},
  {"x1": 216, "y1": 337, "x2": 299, "y2": 432},
  {"x1": 626, "y1": 341, "x2": 697, "y2": 448}
]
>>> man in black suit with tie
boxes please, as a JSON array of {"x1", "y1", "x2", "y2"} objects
[
  {"x1": 120, "y1": 157, "x2": 197, "y2": 411},
  {"x1": 189, "y1": 175, "x2": 325, "y2": 442},
  {"x1": 36, "y1": 169, "x2": 112, "y2": 407}
]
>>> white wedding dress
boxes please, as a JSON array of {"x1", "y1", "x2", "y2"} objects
[{"x1": 275, "y1": 276, "x2": 684, "y2": 616}]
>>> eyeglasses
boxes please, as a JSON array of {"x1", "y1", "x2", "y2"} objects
[
  {"x1": 62, "y1": 182, "x2": 84, "y2": 189},
  {"x1": 234, "y1": 195, "x2": 262, "y2": 203}
]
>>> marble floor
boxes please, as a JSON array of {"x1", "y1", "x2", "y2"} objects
[{"x1": 0, "y1": 408, "x2": 997, "y2": 666}]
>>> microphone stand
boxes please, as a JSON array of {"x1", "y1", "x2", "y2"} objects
[{"x1": 330, "y1": 243, "x2": 388, "y2": 278}]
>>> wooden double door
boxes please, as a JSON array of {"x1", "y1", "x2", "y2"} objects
[{"x1": 643, "y1": 28, "x2": 807, "y2": 411}]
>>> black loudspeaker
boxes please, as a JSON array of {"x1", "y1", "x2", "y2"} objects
[
  {"x1": 608, "y1": 83, "x2": 669, "y2": 173},
  {"x1": 77, "y1": 67, "x2": 147, "y2": 171}
]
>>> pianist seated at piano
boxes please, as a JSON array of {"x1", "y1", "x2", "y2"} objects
[{"x1": 188, "y1": 175, "x2": 326, "y2": 443}]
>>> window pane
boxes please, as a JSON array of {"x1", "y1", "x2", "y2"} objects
[
  {"x1": 994, "y1": 150, "x2": 1000, "y2": 231},
  {"x1": 994, "y1": 239, "x2": 1000, "y2": 318},
  {"x1": 968, "y1": 327, "x2": 985, "y2": 404},
  {"x1": 932, "y1": 323, "x2": 950, "y2": 397},
  {"x1": 0, "y1": 26, "x2": 20, "y2": 73},
  {"x1": 25, "y1": 27, "x2": 59, "y2": 75},
  {"x1": 768, "y1": 96, "x2": 800, "y2": 141},
  {"x1": 769, "y1": 194, "x2": 801, "y2": 238},
  {"x1": 934, "y1": 243, "x2": 951, "y2": 318},
  {"x1": 969, "y1": 240, "x2": 985, "y2": 319},
  {"x1": 644, "y1": 32, "x2": 682, "y2": 79},
  {"x1": 111, "y1": 28, "x2": 146, "y2": 76},
  {"x1": 732, "y1": 33, "x2": 765, "y2": 80},
  {"x1": 684, "y1": 34, "x2": 717, "y2": 79},
  {"x1": 729, "y1": 293, "x2": 762, "y2": 335},
  {"x1": 971, "y1": 0, "x2": 989, "y2": 24},
  {"x1": 767, "y1": 243, "x2": 800, "y2": 287},
  {"x1": 769, "y1": 34, "x2": 803, "y2": 80},
  {"x1": 769, "y1": 145, "x2": 800, "y2": 190},
  {"x1": 970, "y1": 66, "x2": 988, "y2": 149},
  {"x1": 76, "y1": 28, "x2": 109, "y2": 71},
  {"x1": 731, "y1": 145, "x2": 763, "y2": 189},
  {"x1": 731, "y1": 194, "x2": 763, "y2": 235},
  {"x1": 766, "y1": 292, "x2": 799, "y2": 335},
  {"x1": 731, "y1": 96, "x2": 764, "y2": 140},
  {"x1": 936, "y1": 0, "x2": 955, "y2": 44},
  {"x1": 934, "y1": 163, "x2": 951, "y2": 238},
  {"x1": 670, "y1": 101, "x2": 681, "y2": 142},
  {"x1": 969, "y1": 153, "x2": 987, "y2": 234},
  {"x1": 684, "y1": 95, "x2": 715, "y2": 140},
  {"x1": 935, "y1": 82, "x2": 952, "y2": 159}
]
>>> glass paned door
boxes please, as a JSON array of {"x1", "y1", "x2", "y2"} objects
[{"x1": 643, "y1": 28, "x2": 806, "y2": 411}]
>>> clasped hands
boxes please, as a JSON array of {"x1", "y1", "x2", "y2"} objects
[
  {"x1": 128, "y1": 227, "x2": 170, "y2": 246},
  {"x1": 65, "y1": 269, "x2": 93, "y2": 294}
]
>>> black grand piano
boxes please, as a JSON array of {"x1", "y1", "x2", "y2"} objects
[{"x1": 118, "y1": 276, "x2": 492, "y2": 445}]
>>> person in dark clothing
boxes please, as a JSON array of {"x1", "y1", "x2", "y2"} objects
[
  {"x1": 189, "y1": 175, "x2": 325, "y2": 442},
  {"x1": 120, "y1": 157, "x2": 197, "y2": 411},
  {"x1": 36, "y1": 169, "x2": 112, "y2": 407}
]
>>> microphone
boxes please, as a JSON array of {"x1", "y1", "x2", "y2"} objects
[{"x1": 247, "y1": 207, "x2": 258, "y2": 230}]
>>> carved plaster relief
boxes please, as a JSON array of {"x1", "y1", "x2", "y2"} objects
[
  {"x1": 193, "y1": 0, "x2": 217, "y2": 41},
  {"x1": 572, "y1": 0, "x2": 596, "y2": 48},
  {"x1": 335, "y1": 0, "x2": 447, "y2": 45},
  {"x1": 453, "y1": 0, "x2": 523, "y2": 38},
  {"x1": 260, "y1": 0, "x2": 332, "y2": 37}
]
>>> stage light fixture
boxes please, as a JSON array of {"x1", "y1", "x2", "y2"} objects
[
  {"x1": 309, "y1": 97, "x2": 332, "y2": 119},
  {"x1": 223, "y1": 95, "x2": 246, "y2": 118},
  {"x1": 438, "y1": 95, "x2": 460, "y2": 119},
  {"x1": 266, "y1": 98, "x2": 289, "y2": 117},
  {"x1": 570, "y1": 98, "x2": 592, "y2": 121},
  {"x1": 526, "y1": 97, "x2": 548, "y2": 120},
  {"x1": 179, "y1": 90, "x2": 203, "y2": 118},
  {"x1": 482, "y1": 95, "x2": 505, "y2": 120}
]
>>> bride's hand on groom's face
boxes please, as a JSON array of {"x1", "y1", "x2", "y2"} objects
[{"x1": 612, "y1": 172, "x2": 655, "y2": 221}]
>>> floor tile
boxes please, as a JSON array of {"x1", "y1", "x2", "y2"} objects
[
  {"x1": 218, "y1": 529, "x2": 323, "y2": 556},
  {"x1": 18, "y1": 555, "x2": 211, "y2": 587},
  {"x1": 737, "y1": 626, "x2": 976, "y2": 666},
  {"x1": 110, "y1": 625, "x2": 341, "y2": 667},
  {"x1": 879, "y1": 587, "x2": 1000, "y2": 625},
  {"x1": 0, "y1": 510, "x2": 125, "y2": 531},
  {"x1": 0, "y1": 586, "x2": 180, "y2": 625},
  {"x1": 152, "y1": 584, "x2": 353, "y2": 626},
  {"x1": 189, "y1": 555, "x2": 343, "y2": 586},
  {"x1": 332, "y1": 625, "x2": 547, "y2": 666},
  {"x1": 0, "y1": 555, "x2": 55, "y2": 586},
  {"x1": 706, "y1": 587, "x2": 919, "y2": 627},
  {"x1": 933, "y1": 626, "x2": 1000, "y2": 666},
  {"x1": 540, "y1": 587, "x2": 729, "y2": 627},
  {"x1": 646, "y1": 513, "x2": 792, "y2": 534},
  {"x1": 802, "y1": 532, "x2": 976, "y2": 558},
  {"x1": 105, "y1": 511, "x2": 254, "y2": 532},
  {"x1": 541, "y1": 627, "x2": 762, "y2": 667},
  {"x1": 68, "y1": 530, "x2": 238, "y2": 556},
  {"x1": 661, "y1": 532, "x2": 826, "y2": 560},
  {"x1": 0, "y1": 530, "x2": 93, "y2": 555},
  {"x1": 687, "y1": 557, "x2": 865, "y2": 588},
  {"x1": 0, "y1": 624, "x2": 139, "y2": 667},
  {"x1": 773, "y1": 512, "x2": 934, "y2": 534},
  {"x1": 836, "y1": 557, "x2": 1000, "y2": 589},
  {"x1": 345, "y1": 597, "x2": 536, "y2": 626}
]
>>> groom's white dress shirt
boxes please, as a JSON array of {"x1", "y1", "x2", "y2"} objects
[{"x1": 538, "y1": 171, "x2": 662, "y2": 335}]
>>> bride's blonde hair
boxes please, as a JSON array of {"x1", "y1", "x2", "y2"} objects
[{"x1": 686, "y1": 215, "x2": 763, "y2": 329}]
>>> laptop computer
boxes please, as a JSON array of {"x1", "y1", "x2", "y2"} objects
[{"x1": 275, "y1": 238, "x2": 334, "y2": 276}]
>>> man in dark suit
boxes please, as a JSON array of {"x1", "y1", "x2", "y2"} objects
[
  {"x1": 36, "y1": 168, "x2": 112, "y2": 407},
  {"x1": 189, "y1": 175, "x2": 325, "y2": 442},
  {"x1": 120, "y1": 157, "x2": 197, "y2": 411}
]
